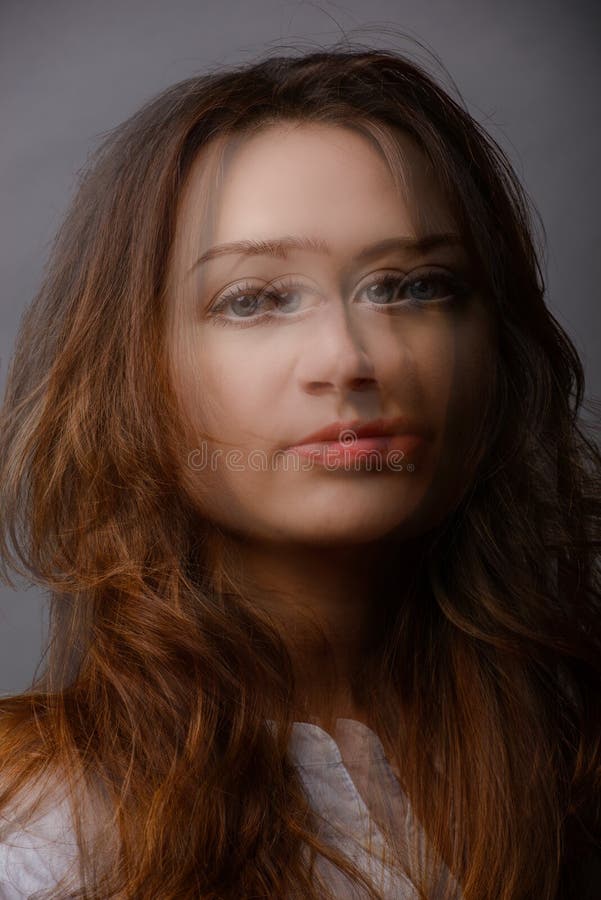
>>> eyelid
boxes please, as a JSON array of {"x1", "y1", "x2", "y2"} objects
[{"x1": 209, "y1": 263, "x2": 459, "y2": 303}]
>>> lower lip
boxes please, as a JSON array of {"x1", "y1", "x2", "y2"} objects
[{"x1": 286, "y1": 434, "x2": 427, "y2": 466}]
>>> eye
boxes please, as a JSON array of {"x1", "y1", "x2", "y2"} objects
[
  {"x1": 357, "y1": 268, "x2": 470, "y2": 308},
  {"x1": 206, "y1": 267, "x2": 471, "y2": 329},
  {"x1": 226, "y1": 286, "x2": 303, "y2": 318},
  {"x1": 208, "y1": 276, "x2": 315, "y2": 327}
]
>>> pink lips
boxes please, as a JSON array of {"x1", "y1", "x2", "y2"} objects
[
  {"x1": 285, "y1": 416, "x2": 431, "y2": 469},
  {"x1": 290, "y1": 415, "x2": 427, "y2": 446}
]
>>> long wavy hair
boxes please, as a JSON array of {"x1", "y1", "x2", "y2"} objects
[{"x1": 1, "y1": 43, "x2": 600, "y2": 899}]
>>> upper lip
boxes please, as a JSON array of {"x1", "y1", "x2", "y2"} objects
[{"x1": 289, "y1": 416, "x2": 430, "y2": 446}]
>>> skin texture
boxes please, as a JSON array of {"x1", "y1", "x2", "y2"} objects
[{"x1": 167, "y1": 122, "x2": 497, "y2": 725}]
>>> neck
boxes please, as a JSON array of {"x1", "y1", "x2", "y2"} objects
[{"x1": 209, "y1": 531, "x2": 423, "y2": 730}]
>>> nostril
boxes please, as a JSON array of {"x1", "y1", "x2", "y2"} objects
[{"x1": 351, "y1": 377, "x2": 377, "y2": 391}]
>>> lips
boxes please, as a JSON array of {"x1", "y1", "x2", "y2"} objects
[{"x1": 289, "y1": 415, "x2": 430, "y2": 447}]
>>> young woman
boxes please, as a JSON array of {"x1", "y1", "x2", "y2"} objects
[{"x1": 0, "y1": 45, "x2": 599, "y2": 900}]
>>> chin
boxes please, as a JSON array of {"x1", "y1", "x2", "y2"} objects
[{"x1": 262, "y1": 502, "x2": 429, "y2": 546}]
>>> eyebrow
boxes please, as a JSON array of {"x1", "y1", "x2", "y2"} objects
[{"x1": 188, "y1": 232, "x2": 464, "y2": 273}]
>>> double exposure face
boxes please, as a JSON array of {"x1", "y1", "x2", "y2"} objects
[{"x1": 167, "y1": 121, "x2": 496, "y2": 546}]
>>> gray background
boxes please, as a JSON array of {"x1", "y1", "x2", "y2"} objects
[{"x1": 1, "y1": 0, "x2": 599, "y2": 694}]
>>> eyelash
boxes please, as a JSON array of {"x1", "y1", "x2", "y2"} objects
[{"x1": 208, "y1": 269, "x2": 471, "y2": 329}]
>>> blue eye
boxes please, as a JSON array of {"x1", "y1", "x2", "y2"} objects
[
  {"x1": 208, "y1": 268, "x2": 470, "y2": 328},
  {"x1": 209, "y1": 277, "x2": 308, "y2": 326},
  {"x1": 360, "y1": 270, "x2": 468, "y2": 308},
  {"x1": 222, "y1": 286, "x2": 302, "y2": 318}
]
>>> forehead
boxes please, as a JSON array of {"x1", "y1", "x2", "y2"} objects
[{"x1": 170, "y1": 121, "x2": 457, "y2": 281}]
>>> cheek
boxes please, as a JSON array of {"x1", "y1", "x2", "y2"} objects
[
  {"x1": 414, "y1": 309, "x2": 494, "y2": 419},
  {"x1": 417, "y1": 312, "x2": 496, "y2": 499},
  {"x1": 168, "y1": 317, "x2": 290, "y2": 534},
  {"x1": 172, "y1": 342, "x2": 267, "y2": 531},
  {"x1": 178, "y1": 336, "x2": 272, "y2": 444},
  {"x1": 217, "y1": 353, "x2": 285, "y2": 449}
]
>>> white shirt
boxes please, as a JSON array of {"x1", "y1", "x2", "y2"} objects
[
  {"x1": 286, "y1": 718, "x2": 460, "y2": 899},
  {"x1": 0, "y1": 718, "x2": 460, "y2": 899}
]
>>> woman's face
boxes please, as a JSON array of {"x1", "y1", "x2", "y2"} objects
[{"x1": 167, "y1": 122, "x2": 496, "y2": 545}]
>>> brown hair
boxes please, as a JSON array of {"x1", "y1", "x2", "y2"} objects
[{"x1": 1, "y1": 41, "x2": 600, "y2": 899}]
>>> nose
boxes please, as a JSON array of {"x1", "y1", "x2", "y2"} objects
[{"x1": 297, "y1": 300, "x2": 378, "y2": 396}]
